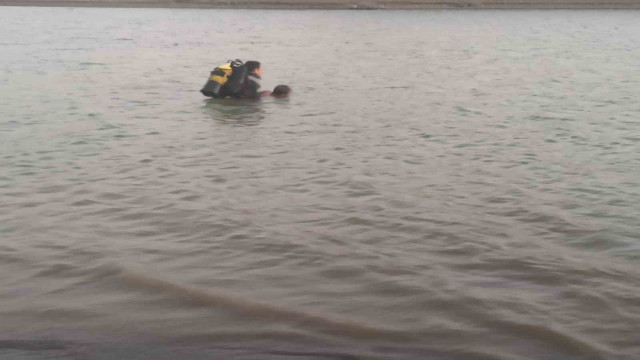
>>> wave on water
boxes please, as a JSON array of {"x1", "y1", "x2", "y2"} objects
[{"x1": 117, "y1": 267, "x2": 412, "y2": 342}]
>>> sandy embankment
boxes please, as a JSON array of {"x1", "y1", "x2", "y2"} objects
[{"x1": 1, "y1": 0, "x2": 639, "y2": 9}]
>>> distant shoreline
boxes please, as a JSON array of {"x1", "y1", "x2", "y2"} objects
[{"x1": 2, "y1": 0, "x2": 640, "y2": 10}]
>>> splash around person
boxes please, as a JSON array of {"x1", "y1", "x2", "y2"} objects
[{"x1": 200, "y1": 59, "x2": 290, "y2": 99}]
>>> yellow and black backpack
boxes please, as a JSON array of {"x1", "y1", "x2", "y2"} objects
[{"x1": 200, "y1": 59, "x2": 248, "y2": 98}]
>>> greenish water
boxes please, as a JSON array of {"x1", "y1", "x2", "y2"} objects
[{"x1": 1, "y1": 7, "x2": 640, "y2": 359}]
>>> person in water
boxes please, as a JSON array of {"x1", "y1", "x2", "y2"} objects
[
  {"x1": 230, "y1": 62, "x2": 291, "y2": 99},
  {"x1": 202, "y1": 59, "x2": 289, "y2": 99},
  {"x1": 270, "y1": 85, "x2": 291, "y2": 98},
  {"x1": 257, "y1": 85, "x2": 291, "y2": 98},
  {"x1": 236, "y1": 61, "x2": 263, "y2": 99}
]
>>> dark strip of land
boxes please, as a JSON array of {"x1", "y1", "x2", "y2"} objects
[{"x1": 2, "y1": 0, "x2": 640, "y2": 9}]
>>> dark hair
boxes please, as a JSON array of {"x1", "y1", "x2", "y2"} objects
[
  {"x1": 245, "y1": 61, "x2": 261, "y2": 74},
  {"x1": 272, "y1": 85, "x2": 291, "y2": 97}
]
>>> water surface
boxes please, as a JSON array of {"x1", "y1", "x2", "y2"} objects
[{"x1": 1, "y1": 7, "x2": 640, "y2": 359}]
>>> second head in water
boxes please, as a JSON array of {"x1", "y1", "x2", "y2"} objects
[{"x1": 271, "y1": 85, "x2": 291, "y2": 98}]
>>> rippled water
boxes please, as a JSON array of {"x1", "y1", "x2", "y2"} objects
[{"x1": 1, "y1": 7, "x2": 640, "y2": 359}]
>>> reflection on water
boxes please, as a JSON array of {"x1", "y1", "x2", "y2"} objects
[{"x1": 203, "y1": 98, "x2": 266, "y2": 126}]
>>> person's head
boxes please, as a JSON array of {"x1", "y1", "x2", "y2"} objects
[
  {"x1": 271, "y1": 85, "x2": 291, "y2": 98},
  {"x1": 245, "y1": 61, "x2": 262, "y2": 76}
]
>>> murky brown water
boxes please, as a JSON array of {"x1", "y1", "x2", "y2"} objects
[{"x1": 1, "y1": 7, "x2": 640, "y2": 359}]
